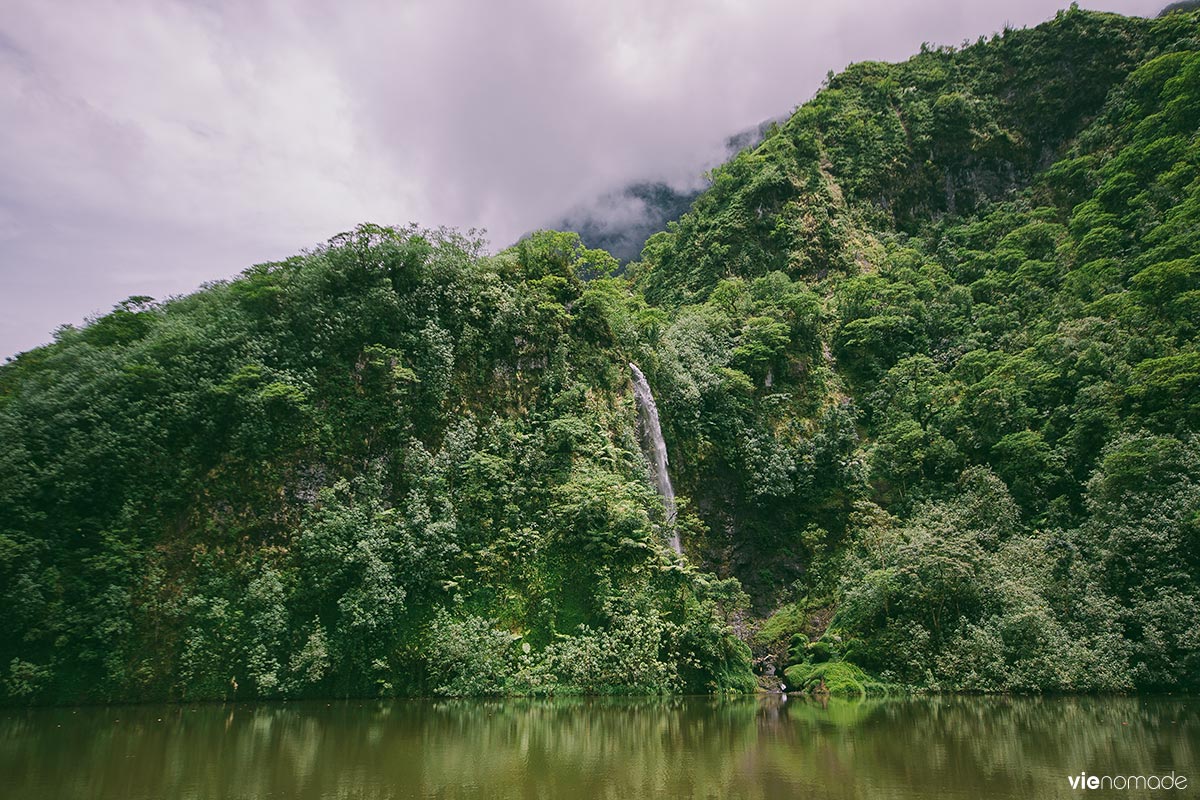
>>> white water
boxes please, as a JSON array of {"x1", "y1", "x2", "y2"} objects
[{"x1": 629, "y1": 363, "x2": 681, "y2": 554}]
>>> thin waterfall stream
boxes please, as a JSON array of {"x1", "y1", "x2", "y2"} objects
[{"x1": 629, "y1": 363, "x2": 681, "y2": 554}]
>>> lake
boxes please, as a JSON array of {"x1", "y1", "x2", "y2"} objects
[{"x1": 2, "y1": 695, "x2": 1196, "y2": 798}]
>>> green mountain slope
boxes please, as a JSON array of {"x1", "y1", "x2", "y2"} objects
[
  {"x1": 631, "y1": 6, "x2": 1200, "y2": 692},
  {"x1": 0, "y1": 229, "x2": 754, "y2": 702},
  {"x1": 2, "y1": 6, "x2": 1198, "y2": 702}
]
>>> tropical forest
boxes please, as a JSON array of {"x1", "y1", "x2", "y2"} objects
[{"x1": 2, "y1": 4, "x2": 1200, "y2": 705}]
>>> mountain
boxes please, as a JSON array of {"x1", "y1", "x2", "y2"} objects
[
  {"x1": 544, "y1": 121, "x2": 778, "y2": 264},
  {"x1": 2, "y1": 6, "x2": 1198, "y2": 704},
  {"x1": 630, "y1": 5, "x2": 1200, "y2": 692},
  {"x1": 1160, "y1": 1, "x2": 1200, "y2": 16},
  {"x1": 547, "y1": 181, "x2": 703, "y2": 265}
]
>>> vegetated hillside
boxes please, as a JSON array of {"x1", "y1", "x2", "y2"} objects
[
  {"x1": 1161, "y1": 1, "x2": 1200, "y2": 17},
  {"x1": 0, "y1": 229, "x2": 755, "y2": 703},
  {"x1": 630, "y1": 5, "x2": 1200, "y2": 693},
  {"x1": 1, "y1": 7, "x2": 1198, "y2": 704}
]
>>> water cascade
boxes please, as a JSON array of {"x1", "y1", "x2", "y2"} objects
[{"x1": 629, "y1": 363, "x2": 681, "y2": 554}]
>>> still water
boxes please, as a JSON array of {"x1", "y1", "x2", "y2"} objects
[{"x1": 2, "y1": 695, "x2": 1197, "y2": 799}]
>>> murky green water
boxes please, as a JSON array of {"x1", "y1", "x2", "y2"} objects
[{"x1": 2, "y1": 695, "x2": 1196, "y2": 799}]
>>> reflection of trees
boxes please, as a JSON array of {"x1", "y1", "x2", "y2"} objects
[
  {"x1": 758, "y1": 696, "x2": 1199, "y2": 799},
  {"x1": 1, "y1": 696, "x2": 1196, "y2": 799}
]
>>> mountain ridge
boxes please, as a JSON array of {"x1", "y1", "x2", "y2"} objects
[{"x1": 540, "y1": 119, "x2": 779, "y2": 264}]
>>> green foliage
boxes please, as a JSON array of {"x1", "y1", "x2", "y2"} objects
[
  {"x1": 754, "y1": 603, "x2": 812, "y2": 648},
  {"x1": 629, "y1": 7, "x2": 1200, "y2": 693},
  {"x1": 424, "y1": 606, "x2": 521, "y2": 696},
  {"x1": 4, "y1": 7, "x2": 1200, "y2": 701},
  {"x1": 783, "y1": 661, "x2": 887, "y2": 697},
  {"x1": 0, "y1": 225, "x2": 751, "y2": 703}
]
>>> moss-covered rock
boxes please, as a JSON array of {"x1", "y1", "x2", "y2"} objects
[{"x1": 784, "y1": 661, "x2": 885, "y2": 698}]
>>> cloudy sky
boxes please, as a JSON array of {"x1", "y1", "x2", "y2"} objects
[{"x1": 0, "y1": 0, "x2": 1161, "y2": 358}]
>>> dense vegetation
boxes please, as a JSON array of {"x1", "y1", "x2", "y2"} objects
[
  {"x1": 2, "y1": 6, "x2": 1198, "y2": 702},
  {"x1": 0, "y1": 228, "x2": 755, "y2": 702},
  {"x1": 632, "y1": 5, "x2": 1200, "y2": 693}
]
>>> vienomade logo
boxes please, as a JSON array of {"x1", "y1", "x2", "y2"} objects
[{"x1": 1067, "y1": 772, "x2": 1188, "y2": 791}]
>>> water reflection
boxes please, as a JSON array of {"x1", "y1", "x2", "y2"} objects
[{"x1": 1, "y1": 695, "x2": 1196, "y2": 799}]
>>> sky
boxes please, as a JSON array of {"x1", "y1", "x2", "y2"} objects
[{"x1": 0, "y1": 0, "x2": 1163, "y2": 358}]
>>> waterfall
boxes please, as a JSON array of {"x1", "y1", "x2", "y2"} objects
[{"x1": 629, "y1": 363, "x2": 681, "y2": 554}]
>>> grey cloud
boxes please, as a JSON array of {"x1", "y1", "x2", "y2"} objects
[{"x1": 0, "y1": 0, "x2": 1163, "y2": 357}]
